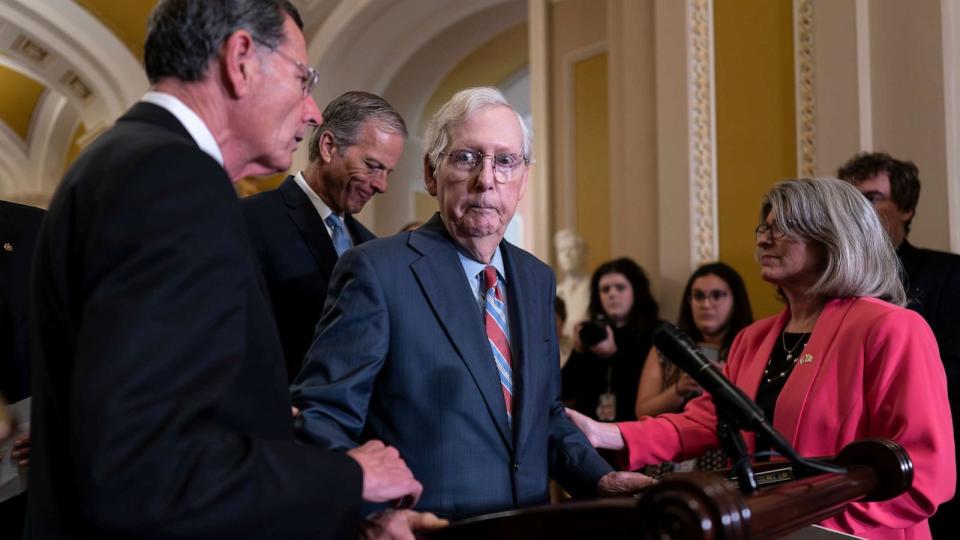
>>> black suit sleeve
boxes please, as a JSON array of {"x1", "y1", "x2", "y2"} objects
[{"x1": 60, "y1": 148, "x2": 362, "y2": 538}]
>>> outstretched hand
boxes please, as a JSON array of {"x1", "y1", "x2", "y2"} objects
[
  {"x1": 361, "y1": 509, "x2": 449, "y2": 540},
  {"x1": 347, "y1": 440, "x2": 423, "y2": 505},
  {"x1": 597, "y1": 471, "x2": 657, "y2": 496},
  {"x1": 564, "y1": 407, "x2": 625, "y2": 450}
]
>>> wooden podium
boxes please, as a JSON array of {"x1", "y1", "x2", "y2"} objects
[{"x1": 425, "y1": 438, "x2": 911, "y2": 539}]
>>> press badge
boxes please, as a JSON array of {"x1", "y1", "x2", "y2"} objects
[{"x1": 596, "y1": 392, "x2": 616, "y2": 421}]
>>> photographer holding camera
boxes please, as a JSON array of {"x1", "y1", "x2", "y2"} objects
[{"x1": 561, "y1": 258, "x2": 661, "y2": 422}]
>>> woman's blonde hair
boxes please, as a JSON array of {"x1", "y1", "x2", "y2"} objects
[{"x1": 758, "y1": 178, "x2": 906, "y2": 305}]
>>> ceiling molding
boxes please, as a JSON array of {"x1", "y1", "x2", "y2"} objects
[
  {"x1": 0, "y1": 0, "x2": 146, "y2": 126},
  {"x1": 0, "y1": 0, "x2": 147, "y2": 201},
  {"x1": 307, "y1": 0, "x2": 521, "y2": 104},
  {"x1": 29, "y1": 90, "x2": 79, "y2": 195},
  {"x1": 0, "y1": 125, "x2": 28, "y2": 195}
]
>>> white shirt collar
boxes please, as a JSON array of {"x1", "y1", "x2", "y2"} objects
[
  {"x1": 294, "y1": 171, "x2": 353, "y2": 241},
  {"x1": 293, "y1": 171, "x2": 334, "y2": 221},
  {"x1": 141, "y1": 91, "x2": 223, "y2": 167}
]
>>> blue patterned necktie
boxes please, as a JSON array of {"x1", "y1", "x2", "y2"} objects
[
  {"x1": 325, "y1": 214, "x2": 352, "y2": 256},
  {"x1": 483, "y1": 266, "x2": 513, "y2": 425}
]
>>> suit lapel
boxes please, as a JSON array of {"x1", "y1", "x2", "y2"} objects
[
  {"x1": 278, "y1": 177, "x2": 338, "y2": 268},
  {"x1": 501, "y1": 242, "x2": 536, "y2": 452},
  {"x1": 409, "y1": 215, "x2": 514, "y2": 449},
  {"x1": 345, "y1": 214, "x2": 375, "y2": 244}
]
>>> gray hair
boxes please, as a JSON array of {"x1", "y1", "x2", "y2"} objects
[
  {"x1": 423, "y1": 87, "x2": 531, "y2": 169},
  {"x1": 307, "y1": 91, "x2": 407, "y2": 163},
  {"x1": 758, "y1": 178, "x2": 906, "y2": 306},
  {"x1": 144, "y1": 0, "x2": 302, "y2": 84}
]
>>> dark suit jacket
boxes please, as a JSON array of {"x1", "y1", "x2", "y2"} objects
[
  {"x1": 898, "y1": 240, "x2": 960, "y2": 403},
  {"x1": 899, "y1": 240, "x2": 960, "y2": 538},
  {"x1": 241, "y1": 177, "x2": 375, "y2": 381},
  {"x1": 0, "y1": 200, "x2": 45, "y2": 403},
  {"x1": 28, "y1": 102, "x2": 362, "y2": 539},
  {"x1": 291, "y1": 214, "x2": 612, "y2": 520},
  {"x1": 0, "y1": 199, "x2": 45, "y2": 539}
]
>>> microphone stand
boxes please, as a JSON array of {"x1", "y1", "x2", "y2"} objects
[{"x1": 714, "y1": 401, "x2": 758, "y2": 494}]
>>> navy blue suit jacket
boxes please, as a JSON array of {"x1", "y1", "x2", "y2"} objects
[
  {"x1": 241, "y1": 176, "x2": 375, "y2": 380},
  {"x1": 29, "y1": 102, "x2": 362, "y2": 539},
  {"x1": 291, "y1": 214, "x2": 612, "y2": 519}
]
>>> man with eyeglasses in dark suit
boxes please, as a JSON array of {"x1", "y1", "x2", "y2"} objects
[{"x1": 27, "y1": 1, "x2": 428, "y2": 538}]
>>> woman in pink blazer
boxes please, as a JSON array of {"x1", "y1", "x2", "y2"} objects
[{"x1": 568, "y1": 178, "x2": 955, "y2": 540}]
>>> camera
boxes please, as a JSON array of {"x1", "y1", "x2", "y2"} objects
[{"x1": 578, "y1": 315, "x2": 609, "y2": 347}]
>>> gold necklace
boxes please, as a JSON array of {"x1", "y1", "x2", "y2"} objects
[
  {"x1": 764, "y1": 332, "x2": 810, "y2": 384},
  {"x1": 780, "y1": 331, "x2": 808, "y2": 363}
]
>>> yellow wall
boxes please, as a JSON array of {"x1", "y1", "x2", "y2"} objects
[
  {"x1": 573, "y1": 53, "x2": 610, "y2": 272},
  {"x1": 414, "y1": 191, "x2": 436, "y2": 223},
  {"x1": 0, "y1": 66, "x2": 45, "y2": 142},
  {"x1": 236, "y1": 173, "x2": 287, "y2": 197},
  {"x1": 420, "y1": 23, "x2": 529, "y2": 129},
  {"x1": 715, "y1": 0, "x2": 797, "y2": 318},
  {"x1": 75, "y1": 0, "x2": 154, "y2": 61},
  {"x1": 548, "y1": 0, "x2": 608, "y2": 270}
]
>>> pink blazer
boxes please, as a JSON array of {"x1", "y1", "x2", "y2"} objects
[{"x1": 618, "y1": 297, "x2": 955, "y2": 540}]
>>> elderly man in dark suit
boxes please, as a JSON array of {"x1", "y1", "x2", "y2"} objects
[
  {"x1": 839, "y1": 152, "x2": 960, "y2": 540},
  {"x1": 27, "y1": 1, "x2": 427, "y2": 538},
  {"x1": 292, "y1": 87, "x2": 652, "y2": 520},
  {"x1": 242, "y1": 91, "x2": 405, "y2": 381}
]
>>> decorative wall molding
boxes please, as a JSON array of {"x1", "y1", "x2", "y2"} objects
[
  {"x1": 687, "y1": 0, "x2": 718, "y2": 265},
  {"x1": 794, "y1": 0, "x2": 816, "y2": 177}
]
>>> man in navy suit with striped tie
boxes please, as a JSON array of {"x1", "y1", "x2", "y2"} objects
[{"x1": 292, "y1": 86, "x2": 653, "y2": 520}]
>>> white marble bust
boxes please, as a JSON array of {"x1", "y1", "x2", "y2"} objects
[{"x1": 554, "y1": 230, "x2": 590, "y2": 364}]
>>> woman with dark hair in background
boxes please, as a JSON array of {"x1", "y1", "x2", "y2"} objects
[
  {"x1": 561, "y1": 257, "x2": 660, "y2": 422},
  {"x1": 635, "y1": 262, "x2": 753, "y2": 419}
]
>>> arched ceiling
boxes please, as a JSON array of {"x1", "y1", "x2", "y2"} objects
[
  {"x1": 0, "y1": 0, "x2": 527, "y2": 204},
  {"x1": 0, "y1": 64, "x2": 44, "y2": 142},
  {"x1": 73, "y1": 0, "x2": 154, "y2": 61}
]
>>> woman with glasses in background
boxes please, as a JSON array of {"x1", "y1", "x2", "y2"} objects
[
  {"x1": 633, "y1": 262, "x2": 752, "y2": 476},
  {"x1": 567, "y1": 178, "x2": 953, "y2": 539},
  {"x1": 635, "y1": 262, "x2": 753, "y2": 419}
]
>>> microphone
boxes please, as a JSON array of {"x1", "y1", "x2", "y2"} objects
[{"x1": 652, "y1": 321, "x2": 795, "y2": 459}]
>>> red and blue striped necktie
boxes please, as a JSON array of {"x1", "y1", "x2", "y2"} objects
[{"x1": 483, "y1": 265, "x2": 513, "y2": 425}]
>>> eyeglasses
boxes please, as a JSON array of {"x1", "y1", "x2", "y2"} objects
[
  {"x1": 754, "y1": 221, "x2": 788, "y2": 240},
  {"x1": 439, "y1": 149, "x2": 529, "y2": 184},
  {"x1": 691, "y1": 290, "x2": 729, "y2": 303},
  {"x1": 253, "y1": 37, "x2": 320, "y2": 97}
]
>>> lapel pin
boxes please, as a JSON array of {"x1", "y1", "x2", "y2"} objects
[
  {"x1": 3, "y1": 242, "x2": 12, "y2": 252},
  {"x1": 798, "y1": 353, "x2": 814, "y2": 365}
]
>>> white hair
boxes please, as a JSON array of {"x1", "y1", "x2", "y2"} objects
[{"x1": 423, "y1": 86, "x2": 532, "y2": 169}]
